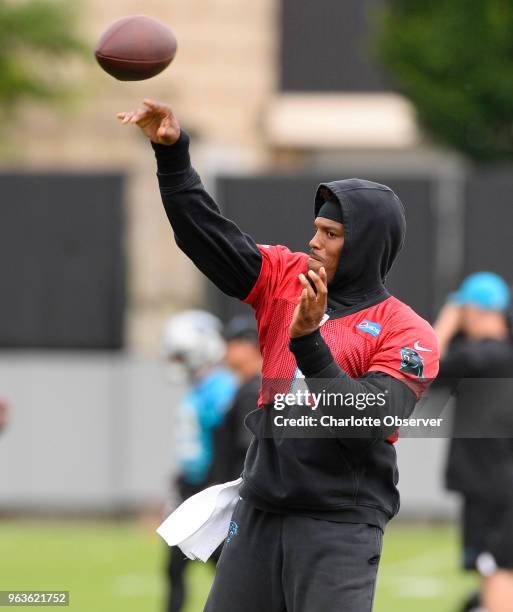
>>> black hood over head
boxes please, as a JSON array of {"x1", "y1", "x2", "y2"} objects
[{"x1": 314, "y1": 178, "x2": 406, "y2": 315}]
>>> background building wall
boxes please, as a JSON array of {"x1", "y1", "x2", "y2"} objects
[{"x1": 2, "y1": 0, "x2": 276, "y2": 354}]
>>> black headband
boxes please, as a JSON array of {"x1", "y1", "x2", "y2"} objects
[{"x1": 316, "y1": 199, "x2": 343, "y2": 224}]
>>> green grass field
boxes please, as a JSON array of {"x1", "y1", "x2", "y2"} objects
[{"x1": 0, "y1": 520, "x2": 478, "y2": 611}]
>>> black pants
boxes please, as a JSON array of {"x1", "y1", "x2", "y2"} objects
[
  {"x1": 462, "y1": 497, "x2": 513, "y2": 571},
  {"x1": 204, "y1": 499, "x2": 383, "y2": 612},
  {"x1": 166, "y1": 478, "x2": 223, "y2": 612},
  {"x1": 166, "y1": 546, "x2": 188, "y2": 612},
  {"x1": 166, "y1": 545, "x2": 222, "y2": 612}
]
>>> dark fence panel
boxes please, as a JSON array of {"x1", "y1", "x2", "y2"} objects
[
  {"x1": 0, "y1": 173, "x2": 125, "y2": 349},
  {"x1": 280, "y1": 0, "x2": 391, "y2": 92},
  {"x1": 209, "y1": 174, "x2": 436, "y2": 323},
  {"x1": 464, "y1": 169, "x2": 513, "y2": 287}
]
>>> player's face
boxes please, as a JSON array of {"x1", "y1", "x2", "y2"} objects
[
  {"x1": 225, "y1": 340, "x2": 261, "y2": 379},
  {"x1": 308, "y1": 217, "x2": 344, "y2": 283},
  {"x1": 461, "y1": 305, "x2": 505, "y2": 339}
]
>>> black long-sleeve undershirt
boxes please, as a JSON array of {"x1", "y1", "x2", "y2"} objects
[{"x1": 152, "y1": 132, "x2": 262, "y2": 300}]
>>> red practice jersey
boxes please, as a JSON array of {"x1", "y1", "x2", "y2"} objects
[{"x1": 244, "y1": 244, "x2": 440, "y2": 439}]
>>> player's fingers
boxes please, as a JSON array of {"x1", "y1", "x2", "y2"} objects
[
  {"x1": 308, "y1": 269, "x2": 327, "y2": 297},
  {"x1": 143, "y1": 99, "x2": 171, "y2": 117},
  {"x1": 117, "y1": 112, "x2": 134, "y2": 124},
  {"x1": 130, "y1": 108, "x2": 150, "y2": 123},
  {"x1": 142, "y1": 98, "x2": 161, "y2": 110},
  {"x1": 299, "y1": 274, "x2": 315, "y2": 300},
  {"x1": 298, "y1": 288, "x2": 309, "y2": 312},
  {"x1": 307, "y1": 269, "x2": 321, "y2": 291},
  {"x1": 319, "y1": 266, "x2": 328, "y2": 286}
]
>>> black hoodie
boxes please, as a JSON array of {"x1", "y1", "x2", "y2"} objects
[
  {"x1": 152, "y1": 133, "x2": 431, "y2": 529},
  {"x1": 314, "y1": 179, "x2": 406, "y2": 313}
]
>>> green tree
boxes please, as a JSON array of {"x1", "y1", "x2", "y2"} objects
[
  {"x1": 0, "y1": 0, "x2": 85, "y2": 112},
  {"x1": 378, "y1": 0, "x2": 513, "y2": 161}
]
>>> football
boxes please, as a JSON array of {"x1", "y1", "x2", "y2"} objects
[{"x1": 95, "y1": 15, "x2": 177, "y2": 81}]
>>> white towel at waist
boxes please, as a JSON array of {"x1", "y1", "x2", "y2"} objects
[{"x1": 156, "y1": 477, "x2": 242, "y2": 562}]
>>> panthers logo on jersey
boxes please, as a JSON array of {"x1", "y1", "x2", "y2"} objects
[
  {"x1": 226, "y1": 520, "x2": 239, "y2": 544},
  {"x1": 400, "y1": 347, "x2": 424, "y2": 377}
]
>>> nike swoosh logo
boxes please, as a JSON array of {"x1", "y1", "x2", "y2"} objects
[{"x1": 414, "y1": 341, "x2": 432, "y2": 352}]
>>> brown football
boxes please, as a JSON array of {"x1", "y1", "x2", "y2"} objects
[{"x1": 95, "y1": 15, "x2": 177, "y2": 81}]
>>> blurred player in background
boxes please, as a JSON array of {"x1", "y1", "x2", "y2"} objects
[
  {"x1": 119, "y1": 100, "x2": 439, "y2": 612},
  {"x1": 162, "y1": 311, "x2": 236, "y2": 612},
  {"x1": 209, "y1": 316, "x2": 261, "y2": 484},
  {"x1": 434, "y1": 272, "x2": 513, "y2": 612}
]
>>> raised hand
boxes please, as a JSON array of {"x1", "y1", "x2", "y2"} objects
[
  {"x1": 117, "y1": 99, "x2": 181, "y2": 145},
  {"x1": 289, "y1": 267, "x2": 328, "y2": 339}
]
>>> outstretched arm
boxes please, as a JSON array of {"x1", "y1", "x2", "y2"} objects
[{"x1": 118, "y1": 100, "x2": 262, "y2": 299}]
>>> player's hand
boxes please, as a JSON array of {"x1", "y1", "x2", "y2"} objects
[
  {"x1": 117, "y1": 99, "x2": 180, "y2": 145},
  {"x1": 289, "y1": 267, "x2": 328, "y2": 339}
]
